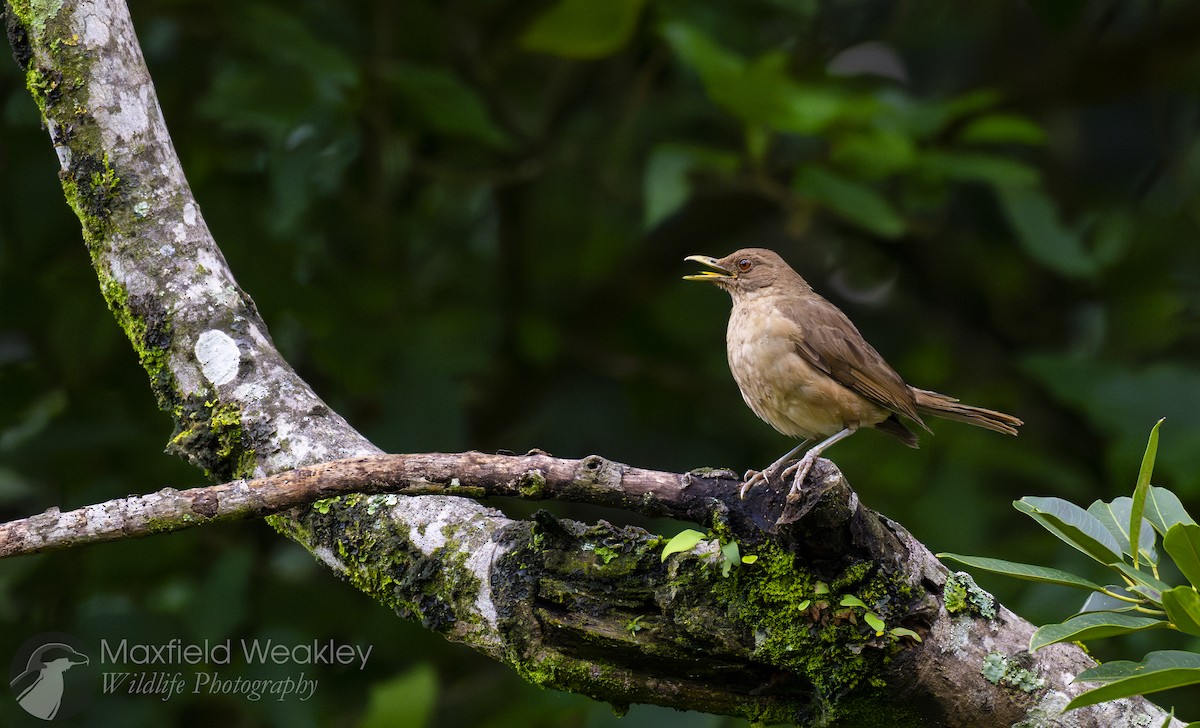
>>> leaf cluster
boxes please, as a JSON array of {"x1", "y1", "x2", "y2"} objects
[{"x1": 942, "y1": 420, "x2": 1200, "y2": 717}]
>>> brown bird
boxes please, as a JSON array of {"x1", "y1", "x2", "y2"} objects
[{"x1": 684, "y1": 248, "x2": 1021, "y2": 499}]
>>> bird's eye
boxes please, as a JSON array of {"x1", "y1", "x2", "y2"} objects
[{"x1": 737, "y1": 258, "x2": 753, "y2": 272}]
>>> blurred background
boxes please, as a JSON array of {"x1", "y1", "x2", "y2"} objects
[{"x1": 2, "y1": 0, "x2": 1200, "y2": 725}]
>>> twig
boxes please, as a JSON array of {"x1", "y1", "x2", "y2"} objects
[{"x1": 0, "y1": 451, "x2": 747, "y2": 558}]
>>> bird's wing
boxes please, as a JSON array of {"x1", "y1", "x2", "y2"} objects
[{"x1": 784, "y1": 296, "x2": 926, "y2": 427}]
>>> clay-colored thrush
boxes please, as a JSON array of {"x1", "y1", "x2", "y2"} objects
[{"x1": 684, "y1": 248, "x2": 1021, "y2": 499}]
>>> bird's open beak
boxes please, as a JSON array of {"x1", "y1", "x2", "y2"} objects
[{"x1": 682, "y1": 255, "x2": 734, "y2": 282}]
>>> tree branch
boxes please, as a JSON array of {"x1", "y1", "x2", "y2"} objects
[
  {"x1": 0, "y1": 451, "x2": 746, "y2": 558},
  {"x1": 0, "y1": 0, "x2": 1184, "y2": 725}
]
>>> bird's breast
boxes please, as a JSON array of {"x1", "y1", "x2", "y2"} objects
[{"x1": 725, "y1": 298, "x2": 887, "y2": 439}]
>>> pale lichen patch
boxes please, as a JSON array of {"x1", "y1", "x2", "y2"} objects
[
  {"x1": 404, "y1": 496, "x2": 456, "y2": 553},
  {"x1": 466, "y1": 540, "x2": 501, "y2": 630},
  {"x1": 195, "y1": 329, "x2": 239, "y2": 386},
  {"x1": 312, "y1": 545, "x2": 345, "y2": 573}
]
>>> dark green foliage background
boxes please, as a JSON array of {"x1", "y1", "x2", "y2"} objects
[{"x1": 2, "y1": 0, "x2": 1200, "y2": 725}]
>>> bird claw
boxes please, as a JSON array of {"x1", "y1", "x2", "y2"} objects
[
  {"x1": 741, "y1": 457, "x2": 803, "y2": 499},
  {"x1": 739, "y1": 469, "x2": 766, "y2": 499},
  {"x1": 783, "y1": 453, "x2": 819, "y2": 503}
]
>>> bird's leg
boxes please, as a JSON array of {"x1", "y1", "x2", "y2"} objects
[
  {"x1": 783, "y1": 427, "x2": 857, "y2": 501},
  {"x1": 739, "y1": 440, "x2": 809, "y2": 499}
]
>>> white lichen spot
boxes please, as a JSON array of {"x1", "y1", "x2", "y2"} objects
[
  {"x1": 194, "y1": 329, "x2": 240, "y2": 386},
  {"x1": 80, "y1": 10, "x2": 111, "y2": 46},
  {"x1": 112, "y1": 89, "x2": 151, "y2": 140},
  {"x1": 466, "y1": 540, "x2": 501, "y2": 628},
  {"x1": 158, "y1": 243, "x2": 175, "y2": 256},
  {"x1": 135, "y1": 202, "x2": 152, "y2": 218},
  {"x1": 1025, "y1": 689, "x2": 1070, "y2": 722},
  {"x1": 946, "y1": 616, "x2": 974, "y2": 659},
  {"x1": 46, "y1": 119, "x2": 71, "y2": 171},
  {"x1": 409, "y1": 517, "x2": 449, "y2": 554},
  {"x1": 232, "y1": 382, "x2": 268, "y2": 404},
  {"x1": 183, "y1": 201, "x2": 198, "y2": 226}
]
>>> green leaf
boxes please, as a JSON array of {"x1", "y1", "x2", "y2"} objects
[
  {"x1": 360, "y1": 663, "x2": 437, "y2": 728},
  {"x1": 1030, "y1": 612, "x2": 1170, "y2": 652},
  {"x1": 661, "y1": 529, "x2": 706, "y2": 562},
  {"x1": 1145, "y1": 486, "x2": 1199, "y2": 536},
  {"x1": 794, "y1": 166, "x2": 906, "y2": 238},
  {"x1": 1165, "y1": 523, "x2": 1200, "y2": 589},
  {"x1": 916, "y1": 89, "x2": 1003, "y2": 136},
  {"x1": 642, "y1": 144, "x2": 739, "y2": 228},
  {"x1": 1108, "y1": 562, "x2": 1171, "y2": 604},
  {"x1": 996, "y1": 185, "x2": 1101, "y2": 278},
  {"x1": 1079, "y1": 587, "x2": 1138, "y2": 613},
  {"x1": 661, "y1": 22, "x2": 743, "y2": 96},
  {"x1": 840, "y1": 594, "x2": 868, "y2": 609},
  {"x1": 1162, "y1": 586, "x2": 1200, "y2": 636},
  {"x1": 662, "y1": 23, "x2": 849, "y2": 135},
  {"x1": 890, "y1": 627, "x2": 922, "y2": 642},
  {"x1": 720, "y1": 539, "x2": 741, "y2": 575},
  {"x1": 937, "y1": 553, "x2": 1103, "y2": 591},
  {"x1": 643, "y1": 147, "x2": 693, "y2": 229},
  {"x1": 1130, "y1": 418, "x2": 1163, "y2": 569},
  {"x1": 1088, "y1": 497, "x2": 1157, "y2": 565},
  {"x1": 863, "y1": 611, "x2": 885, "y2": 634},
  {"x1": 741, "y1": 554, "x2": 758, "y2": 564},
  {"x1": 830, "y1": 128, "x2": 918, "y2": 179},
  {"x1": 1067, "y1": 651, "x2": 1200, "y2": 710},
  {"x1": 239, "y1": 5, "x2": 358, "y2": 88},
  {"x1": 797, "y1": 599, "x2": 811, "y2": 610},
  {"x1": 1014, "y1": 496, "x2": 1124, "y2": 565},
  {"x1": 521, "y1": 0, "x2": 647, "y2": 59},
  {"x1": 957, "y1": 114, "x2": 1047, "y2": 146},
  {"x1": 921, "y1": 151, "x2": 1040, "y2": 187},
  {"x1": 386, "y1": 63, "x2": 509, "y2": 148},
  {"x1": 1018, "y1": 357, "x2": 1200, "y2": 491}
]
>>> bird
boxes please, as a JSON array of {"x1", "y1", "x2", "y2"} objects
[
  {"x1": 11, "y1": 642, "x2": 90, "y2": 720},
  {"x1": 683, "y1": 248, "x2": 1021, "y2": 500}
]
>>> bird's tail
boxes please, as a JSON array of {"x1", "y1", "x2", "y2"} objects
[{"x1": 912, "y1": 388, "x2": 1022, "y2": 436}]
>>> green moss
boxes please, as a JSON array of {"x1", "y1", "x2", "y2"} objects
[
  {"x1": 593, "y1": 545, "x2": 619, "y2": 564},
  {"x1": 9, "y1": 2, "x2": 185, "y2": 418},
  {"x1": 283, "y1": 495, "x2": 489, "y2": 637},
  {"x1": 831, "y1": 561, "x2": 872, "y2": 592},
  {"x1": 13, "y1": 0, "x2": 67, "y2": 36},
  {"x1": 944, "y1": 571, "x2": 996, "y2": 619},
  {"x1": 168, "y1": 399, "x2": 256, "y2": 481},
  {"x1": 686, "y1": 541, "x2": 922, "y2": 722},
  {"x1": 517, "y1": 470, "x2": 546, "y2": 498},
  {"x1": 714, "y1": 548, "x2": 852, "y2": 696}
]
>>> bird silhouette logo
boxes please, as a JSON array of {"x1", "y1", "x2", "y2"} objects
[{"x1": 9, "y1": 633, "x2": 94, "y2": 721}]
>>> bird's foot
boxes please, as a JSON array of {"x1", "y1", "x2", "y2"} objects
[
  {"x1": 741, "y1": 457, "x2": 802, "y2": 498},
  {"x1": 783, "y1": 452, "x2": 819, "y2": 503},
  {"x1": 739, "y1": 469, "x2": 767, "y2": 499}
]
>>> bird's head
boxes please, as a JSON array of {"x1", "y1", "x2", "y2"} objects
[{"x1": 683, "y1": 248, "x2": 807, "y2": 297}]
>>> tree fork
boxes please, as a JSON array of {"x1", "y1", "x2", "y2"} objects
[{"x1": 0, "y1": 0, "x2": 1182, "y2": 724}]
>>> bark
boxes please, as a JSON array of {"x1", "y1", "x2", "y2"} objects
[{"x1": 0, "y1": 0, "x2": 1184, "y2": 725}]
